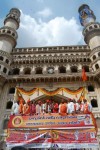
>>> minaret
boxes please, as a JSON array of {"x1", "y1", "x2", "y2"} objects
[
  {"x1": 78, "y1": 4, "x2": 100, "y2": 72},
  {"x1": 0, "y1": 8, "x2": 20, "y2": 78}
]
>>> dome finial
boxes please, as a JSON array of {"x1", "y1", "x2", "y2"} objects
[{"x1": 78, "y1": 4, "x2": 96, "y2": 26}]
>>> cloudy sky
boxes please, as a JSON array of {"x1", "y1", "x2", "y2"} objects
[{"x1": 0, "y1": 0, "x2": 100, "y2": 47}]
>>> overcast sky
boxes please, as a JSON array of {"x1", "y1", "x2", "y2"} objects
[{"x1": 0, "y1": 0, "x2": 100, "y2": 48}]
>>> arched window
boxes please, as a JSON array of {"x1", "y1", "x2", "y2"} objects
[
  {"x1": 0, "y1": 56, "x2": 4, "y2": 61},
  {"x1": 9, "y1": 87, "x2": 15, "y2": 94},
  {"x1": 91, "y1": 99, "x2": 98, "y2": 107},
  {"x1": 59, "y1": 66, "x2": 66, "y2": 73},
  {"x1": 7, "y1": 30, "x2": 11, "y2": 34},
  {"x1": 83, "y1": 66, "x2": 89, "y2": 72},
  {"x1": 35, "y1": 67, "x2": 43, "y2": 74},
  {"x1": 89, "y1": 26, "x2": 93, "y2": 30},
  {"x1": 93, "y1": 55, "x2": 96, "y2": 60},
  {"x1": 13, "y1": 68, "x2": 20, "y2": 75},
  {"x1": 3, "y1": 119, "x2": 9, "y2": 129},
  {"x1": 6, "y1": 101, "x2": 13, "y2": 109},
  {"x1": 84, "y1": 58, "x2": 86, "y2": 62},
  {"x1": 71, "y1": 66, "x2": 78, "y2": 73},
  {"x1": 8, "y1": 70, "x2": 13, "y2": 75},
  {"x1": 85, "y1": 29, "x2": 88, "y2": 33},
  {"x1": 5, "y1": 59, "x2": 9, "y2": 64},
  {"x1": 95, "y1": 64, "x2": 99, "y2": 70},
  {"x1": 94, "y1": 25, "x2": 98, "y2": 28},
  {"x1": 88, "y1": 85, "x2": 94, "y2": 92},
  {"x1": 24, "y1": 68, "x2": 31, "y2": 74},
  {"x1": 3, "y1": 67, "x2": 7, "y2": 73},
  {"x1": 98, "y1": 52, "x2": 100, "y2": 57}
]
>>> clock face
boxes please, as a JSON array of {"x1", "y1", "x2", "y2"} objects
[{"x1": 48, "y1": 68, "x2": 54, "y2": 74}]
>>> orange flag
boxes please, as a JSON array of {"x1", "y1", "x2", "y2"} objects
[{"x1": 82, "y1": 67, "x2": 87, "y2": 81}]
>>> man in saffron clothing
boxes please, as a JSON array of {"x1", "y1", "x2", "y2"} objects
[
  {"x1": 19, "y1": 97, "x2": 25, "y2": 114},
  {"x1": 59, "y1": 99, "x2": 67, "y2": 115},
  {"x1": 23, "y1": 101, "x2": 30, "y2": 115}
]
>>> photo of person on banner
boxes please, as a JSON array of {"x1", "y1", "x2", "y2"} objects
[{"x1": 84, "y1": 115, "x2": 92, "y2": 125}]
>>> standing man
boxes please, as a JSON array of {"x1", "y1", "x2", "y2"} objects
[
  {"x1": 29, "y1": 101, "x2": 36, "y2": 115},
  {"x1": 67, "y1": 99, "x2": 74, "y2": 115},
  {"x1": 83, "y1": 99, "x2": 92, "y2": 114},
  {"x1": 11, "y1": 101, "x2": 19, "y2": 115},
  {"x1": 36, "y1": 101, "x2": 42, "y2": 115},
  {"x1": 53, "y1": 102, "x2": 59, "y2": 113},
  {"x1": 59, "y1": 99, "x2": 67, "y2": 115},
  {"x1": 41, "y1": 101, "x2": 46, "y2": 114}
]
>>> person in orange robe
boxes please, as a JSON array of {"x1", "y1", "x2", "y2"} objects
[
  {"x1": 83, "y1": 99, "x2": 89, "y2": 114},
  {"x1": 19, "y1": 97, "x2": 24, "y2": 114},
  {"x1": 59, "y1": 100, "x2": 67, "y2": 115},
  {"x1": 23, "y1": 102, "x2": 30, "y2": 115}
]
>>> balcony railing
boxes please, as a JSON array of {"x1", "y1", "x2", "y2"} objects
[{"x1": 7, "y1": 71, "x2": 95, "y2": 80}]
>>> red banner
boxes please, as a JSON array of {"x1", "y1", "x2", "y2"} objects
[
  {"x1": 6, "y1": 129, "x2": 99, "y2": 149},
  {"x1": 8, "y1": 113, "x2": 95, "y2": 129}
]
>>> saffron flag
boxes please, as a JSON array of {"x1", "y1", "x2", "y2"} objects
[{"x1": 82, "y1": 68, "x2": 87, "y2": 81}]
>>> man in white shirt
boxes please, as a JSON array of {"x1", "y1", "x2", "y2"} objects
[
  {"x1": 36, "y1": 101, "x2": 42, "y2": 115},
  {"x1": 41, "y1": 101, "x2": 46, "y2": 114},
  {"x1": 75, "y1": 101, "x2": 80, "y2": 113},
  {"x1": 67, "y1": 99, "x2": 74, "y2": 114},
  {"x1": 11, "y1": 101, "x2": 19, "y2": 115}
]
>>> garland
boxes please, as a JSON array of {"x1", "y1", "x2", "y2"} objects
[{"x1": 16, "y1": 87, "x2": 83, "y2": 96}]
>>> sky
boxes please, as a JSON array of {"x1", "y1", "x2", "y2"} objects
[{"x1": 0, "y1": 0, "x2": 100, "y2": 48}]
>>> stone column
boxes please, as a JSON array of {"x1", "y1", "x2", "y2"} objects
[
  {"x1": 78, "y1": 64, "x2": 82, "y2": 72},
  {"x1": 43, "y1": 65, "x2": 47, "y2": 74},
  {"x1": 66, "y1": 64, "x2": 70, "y2": 72},
  {"x1": 55, "y1": 65, "x2": 58, "y2": 74},
  {"x1": 31, "y1": 66, "x2": 35, "y2": 74},
  {"x1": 95, "y1": 83, "x2": 100, "y2": 111},
  {"x1": 0, "y1": 83, "x2": 10, "y2": 130},
  {"x1": 20, "y1": 67, "x2": 24, "y2": 75}
]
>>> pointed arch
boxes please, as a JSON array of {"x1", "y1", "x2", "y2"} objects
[
  {"x1": 12, "y1": 68, "x2": 20, "y2": 75},
  {"x1": 6, "y1": 101, "x2": 13, "y2": 109},
  {"x1": 71, "y1": 66, "x2": 78, "y2": 73},
  {"x1": 58, "y1": 66, "x2": 66, "y2": 73},
  {"x1": 91, "y1": 99, "x2": 98, "y2": 107},
  {"x1": 35, "y1": 67, "x2": 43, "y2": 74},
  {"x1": 24, "y1": 67, "x2": 31, "y2": 74}
]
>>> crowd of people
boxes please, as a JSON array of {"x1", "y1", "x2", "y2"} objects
[{"x1": 11, "y1": 98, "x2": 92, "y2": 116}]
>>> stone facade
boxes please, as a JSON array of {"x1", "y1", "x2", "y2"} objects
[{"x1": 0, "y1": 5, "x2": 100, "y2": 150}]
